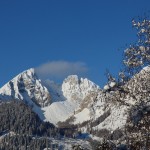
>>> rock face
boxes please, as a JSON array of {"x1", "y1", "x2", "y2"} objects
[
  {"x1": 62, "y1": 75, "x2": 100, "y2": 102},
  {"x1": 0, "y1": 68, "x2": 51, "y2": 107}
]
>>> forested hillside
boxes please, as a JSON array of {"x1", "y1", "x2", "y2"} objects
[{"x1": 0, "y1": 100, "x2": 61, "y2": 150}]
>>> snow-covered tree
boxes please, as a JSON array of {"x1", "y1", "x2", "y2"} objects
[
  {"x1": 103, "y1": 16, "x2": 150, "y2": 149},
  {"x1": 123, "y1": 17, "x2": 150, "y2": 76},
  {"x1": 105, "y1": 17, "x2": 150, "y2": 90}
]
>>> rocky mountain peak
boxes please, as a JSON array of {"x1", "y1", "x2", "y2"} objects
[
  {"x1": 0, "y1": 68, "x2": 51, "y2": 107},
  {"x1": 62, "y1": 75, "x2": 100, "y2": 102}
]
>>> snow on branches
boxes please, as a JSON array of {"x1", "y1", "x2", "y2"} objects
[{"x1": 124, "y1": 18, "x2": 150, "y2": 74}]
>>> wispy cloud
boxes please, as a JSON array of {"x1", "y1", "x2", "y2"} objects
[{"x1": 35, "y1": 61, "x2": 88, "y2": 81}]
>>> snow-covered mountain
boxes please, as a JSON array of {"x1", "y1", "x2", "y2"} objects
[
  {"x1": 0, "y1": 68, "x2": 51, "y2": 107},
  {"x1": 62, "y1": 75, "x2": 100, "y2": 102},
  {"x1": 42, "y1": 75, "x2": 101, "y2": 124},
  {"x1": 0, "y1": 68, "x2": 101, "y2": 125},
  {"x1": 1, "y1": 66, "x2": 149, "y2": 139},
  {"x1": 0, "y1": 67, "x2": 128, "y2": 134},
  {"x1": 53, "y1": 65, "x2": 150, "y2": 134}
]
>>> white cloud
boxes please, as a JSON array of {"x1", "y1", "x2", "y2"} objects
[{"x1": 35, "y1": 61, "x2": 88, "y2": 81}]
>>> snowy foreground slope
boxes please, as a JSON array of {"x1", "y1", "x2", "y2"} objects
[{"x1": 0, "y1": 66, "x2": 149, "y2": 134}]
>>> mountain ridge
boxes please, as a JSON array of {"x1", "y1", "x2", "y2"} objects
[
  {"x1": 1, "y1": 66, "x2": 150, "y2": 148},
  {"x1": 0, "y1": 68, "x2": 101, "y2": 125},
  {"x1": 1, "y1": 66, "x2": 150, "y2": 133}
]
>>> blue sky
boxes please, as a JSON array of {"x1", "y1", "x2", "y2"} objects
[{"x1": 0, "y1": 0, "x2": 150, "y2": 87}]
